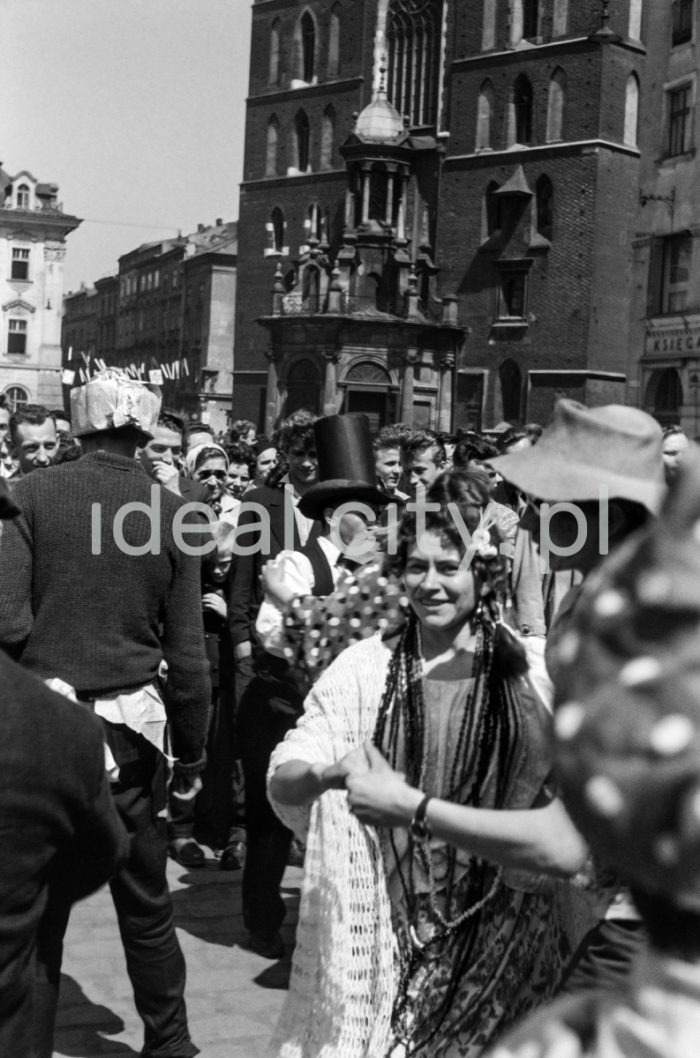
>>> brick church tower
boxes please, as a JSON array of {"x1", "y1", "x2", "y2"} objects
[{"x1": 234, "y1": 0, "x2": 646, "y2": 431}]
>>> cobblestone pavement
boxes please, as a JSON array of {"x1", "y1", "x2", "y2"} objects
[{"x1": 53, "y1": 853, "x2": 301, "y2": 1058}]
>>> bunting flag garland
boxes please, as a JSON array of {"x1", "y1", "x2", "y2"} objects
[{"x1": 66, "y1": 357, "x2": 193, "y2": 387}]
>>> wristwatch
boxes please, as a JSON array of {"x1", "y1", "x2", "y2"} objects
[{"x1": 409, "y1": 794, "x2": 432, "y2": 841}]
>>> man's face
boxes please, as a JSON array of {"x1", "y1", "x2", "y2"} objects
[
  {"x1": 13, "y1": 419, "x2": 59, "y2": 474},
  {"x1": 138, "y1": 426, "x2": 183, "y2": 478},
  {"x1": 255, "y1": 445, "x2": 278, "y2": 484},
  {"x1": 375, "y1": 447, "x2": 402, "y2": 492},
  {"x1": 0, "y1": 406, "x2": 10, "y2": 441},
  {"x1": 226, "y1": 461, "x2": 251, "y2": 499},
  {"x1": 662, "y1": 432, "x2": 690, "y2": 484},
  {"x1": 187, "y1": 429, "x2": 214, "y2": 451},
  {"x1": 286, "y1": 442, "x2": 318, "y2": 491},
  {"x1": 405, "y1": 445, "x2": 444, "y2": 494}
]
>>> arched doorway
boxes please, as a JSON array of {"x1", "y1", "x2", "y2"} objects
[
  {"x1": 499, "y1": 359, "x2": 522, "y2": 422},
  {"x1": 284, "y1": 357, "x2": 321, "y2": 416},
  {"x1": 645, "y1": 367, "x2": 683, "y2": 427},
  {"x1": 342, "y1": 360, "x2": 396, "y2": 431}
]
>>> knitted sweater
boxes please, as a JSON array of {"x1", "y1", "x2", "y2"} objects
[{"x1": 0, "y1": 452, "x2": 210, "y2": 760}]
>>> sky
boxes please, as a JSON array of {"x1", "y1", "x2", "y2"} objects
[{"x1": 0, "y1": 0, "x2": 251, "y2": 292}]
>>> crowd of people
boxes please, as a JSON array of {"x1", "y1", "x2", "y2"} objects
[{"x1": 0, "y1": 370, "x2": 699, "y2": 1058}]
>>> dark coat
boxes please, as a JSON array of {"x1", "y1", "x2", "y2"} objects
[{"x1": 0, "y1": 651, "x2": 128, "y2": 1057}]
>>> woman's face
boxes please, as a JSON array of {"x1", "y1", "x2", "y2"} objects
[
  {"x1": 403, "y1": 531, "x2": 477, "y2": 635},
  {"x1": 195, "y1": 456, "x2": 227, "y2": 503},
  {"x1": 226, "y1": 461, "x2": 251, "y2": 498},
  {"x1": 255, "y1": 446, "x2": 278, "y2": 484}
]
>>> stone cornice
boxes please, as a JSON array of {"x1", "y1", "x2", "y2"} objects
[
  {"x1": 444, "y1": 138, "x2": 641, "y2": 168},
  {"x1": 247, "y1": 76, "x2": 363, "y2": 106},
  {"x1": 451, "y1": 35, "x2": 646, "y2": 72}
]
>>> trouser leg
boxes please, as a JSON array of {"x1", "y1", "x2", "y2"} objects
[
  {"x1": 33, "y1": 892, "x2": 73, "y2": 1058},
  {"x1": 106, "y1": 724, "x2": 198, "y2": 1058},
  {"x1": 238, "y1": 679, "x2": 294, "y2": 936}
]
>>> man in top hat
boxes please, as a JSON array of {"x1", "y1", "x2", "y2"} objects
[
  {"x1": 237, "y1": 413, "x2": 390, "y2": 959},
  {"x1": 0, "y1": 478, "x2": 129, "y2": 1058},
  {"x1": 491, "y1": 451, "x2": 700, "y2": 1058},
  {"x1": 489, "y1": 399, "x2": 665, "y2": 994},
  {"x1": 0, "y1": 369, "x2": 210, "y2": 1058}
]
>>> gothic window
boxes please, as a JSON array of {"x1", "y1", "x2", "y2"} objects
[
  {"x1": 387, "y1": 0, "x2": 443, "y2": 128},
  {"x1": 482, "y1": 0, "x2": 496, "y2": 50},
  {"x1": 511, "y1": 0, "x2": 539, "y2": 45},
  {"x1": 305, "y1": 203, "x2": 321, "y2": 241},
  {"x1": 302, "y1": 266, "x2": 321, "y2": 312},
  {"x1": 552, "y1": 0, "x2": 569, "y2": 36},
  {"x1": 299, "y1": 10, "x2": 316, "y2": 82},
  {"x1": 321, "y1": 106, "x2": 335, "y2": 170},
  {"x1": 624, "y1": 74, "x2": 640, "y2": 147},
  {"x1": 328, "y1": 5, "x2": 341, "y2": 77},
  {"x1": 628, "y1": 0, "x2": 643, "y2": 40},
  {"x1": 265, "y1": 116, "x2": 279, "y2": 177},
  {"x1": 294, "y1": 109, "x2": 311, "y2": 171},
  {"x1": 269, "y1": 19, "x2": 281, "y2": 84},
  {"x1": 546, "y1": 68, "x2": 566, "y2": 142},
  {"x1": 672, "y1": 0, "x2": 693, "y2": 46},
  {"x1": 368, "y1": 166, "x2": 389, "y2": 225},
  {"x1": 536, "y1": 175, "x2": 554, "y2": 240},
  {"x1": 269, "y1": 207, "x2": 286, "y2": 253},
  {"x1": 16, "y1": 184, "x2": 30, "y2": 208},
  {"x1": 476, "y1": 79, "x2": 495, "y2": 150},
  {"x1": 508, "y1": 74, "x2": 534, "y2": 145}
]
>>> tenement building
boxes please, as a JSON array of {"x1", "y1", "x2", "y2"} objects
[
  {"x1": 628, "y1": 0, "x2": 700, "y2": 433},
  {"x1": 0, "y1": 165, "x2": 81, "y2": 410},
  {"x1": 233, "y1": 0, "x2": 647, "y2": 431},
  {"x1": 62, "y1": 221, "x2": 237, "y2": 433}
]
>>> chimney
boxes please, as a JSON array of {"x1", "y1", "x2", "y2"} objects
[
  {"x1": 197, "y1": 223, "x2": 204, "y2": 233},
  {"x1": 216, "y1": 218, "x2": 223, "y2": 227}
]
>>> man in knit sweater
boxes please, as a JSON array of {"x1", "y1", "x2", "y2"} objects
[{"x1": 0, "y1": 371, "x2": 210, "y2": 1058}]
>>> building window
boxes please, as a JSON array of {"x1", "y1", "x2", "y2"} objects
[
  {"x1": 546, "y1": 68, "x2": 566, "y2": 141},
  {"x1": 268, "y1": 207, "x2": 286, "y2": 254},
  {"x1": 298, "y1": 11, "x2": 316, "y2": 82},
  {"x1": 305, "y1": 203, "x2": 322, "y2": 242},
  {"x1": 476, "y1": 80, "x2": 495, "y2": 150},
  {"x1": 266, "y1": 116, "x2": 279, "y2": 177},
  {"x1": 320, "y1": 106, "x2": 335, "y2": 170},
  {"x1": 8, "y1": 319, "x2": 27, "y2": 355},
  {"x1": 661, "y1": 233, "x2": 693, "y2": 312},
  {"x1": 536, "y1": 175, "x2": 554, "y2": 240},
  {"x1": 485, "y1": 181, "x2": 502, "y2": 237},
  {"x1": 387, "y1": 0, "x2": 443, "y2": 128},
  {"x1": 624, "y1": 75, "x2": 640, "y2": 148},
  {"x1": 11, "y1": 248, "x2": 30, "y2": 281},
  {"x1": 496, "y1": 263, "x2": 531, "y2": 319},
  {"x1": 672, "y1": 0, "x2": 693, "y2": 46},
  {"x1": 16, "y1": 184, "x2": 30, "y2": 209},
  {"x1": 294, "y1": 109, "x2": 310, "y2": 172},
  {"x1": 269, "y1": 19, "x2": 281, "y2": 84},
  {"x1": 3, "y1": 385, "x2": 29, "y2": 411},
  {"x1": 511, "y1": 0, "x2": 539, "y2": 45},
  {"x1": 552, "y1": 0, "x2": 569, "y2": 36},
  {"x1": 482, "y1": 0, "x2": 496, "y2": 50},
  {"x1": 628, "y1": 0, "x2": 643, "y2": 40},
  {"x1": 668, "y1": 83, "x2": 692, "y2": 156},
  {"x1": 508, "y1": 74, "x2": 534, "y2": 146},
  {"x1": 328, "y1": 5, "x2": 341, "y2": 77},
  {"x1": 500, "y1": 359, "x2": 522, "y2": 420}
]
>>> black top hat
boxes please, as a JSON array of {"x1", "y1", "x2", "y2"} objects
[{"x1": 298, "y1": 414, "x2": 391, "y2": 519}]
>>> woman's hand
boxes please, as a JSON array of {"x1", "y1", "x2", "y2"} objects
[
  {"x1": 346, "y1": 744, "x2": 423, "y2": 827},
  {"x1": 202, "y1": 592, "x2": 227, "y2": 619},
  {"x1": 320, "y1": 745, "x2": 372, "y2": 791}
]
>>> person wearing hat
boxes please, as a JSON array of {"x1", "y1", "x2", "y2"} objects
[
  {"x1": 489, "y1": 399, "x2": 665, "y2": 995},
  {"x1": 0, "y1": 369, "x2": 210, "y2": 1058},
  {"x1": 237, "y1": 413, "x2": 391, "y2": 959},
  {"x1": 490, "y1": 450, "x2": 700, "y2": 1058}
]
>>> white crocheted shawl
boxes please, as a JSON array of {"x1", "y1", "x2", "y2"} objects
[{"x1": 267, "y1": 635, "x2": 397, "y2": 1058}]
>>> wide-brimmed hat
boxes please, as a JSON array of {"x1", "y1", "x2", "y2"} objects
[
  {"x1": 71, "y1": 368, "x2": 161, "y2": 440},
  {"x1": 298, "y1": 414, "x2": 391, "y2": 520},
  {"x1": 552, "y1": 451, "x2": 700, "y2": 908},
  {"x1": 489, "y1": 399, "x2": 664, "y2": 513}
]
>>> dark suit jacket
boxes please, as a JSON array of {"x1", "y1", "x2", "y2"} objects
[
  {"x1": 0, "y1": 652, "x2": 128, "y2": 1057},
  {"x1": 228, "y1": 484, "x2": 303, "y2": 648},
  {"x1": 178, "y1": 476, "x2": 210, "y2": 504}
]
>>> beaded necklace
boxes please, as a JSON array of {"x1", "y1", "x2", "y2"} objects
[{"x1": 374, "y1": 611, "x2": 520, "y2": 1054}]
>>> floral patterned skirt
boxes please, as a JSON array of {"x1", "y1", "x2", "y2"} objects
[{"x1": 387, "y1": 867, "x2": 572, "y2": 1058}]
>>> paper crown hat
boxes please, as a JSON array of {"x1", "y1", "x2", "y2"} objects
[
  {"x1": 552, "y1": 447, "x2": 700, "y2": 909},
  {"x1": 298, "y1": 413, "x2": 391, "y2": 519},
  {"x1": 70, "y1": 368, "x2": 161, "y2": 439},
  {"x1": 490, "y1": 399, "x2": 665, "y2": 513}
]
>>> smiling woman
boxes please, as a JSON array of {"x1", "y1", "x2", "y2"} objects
[{"x1": 266, "y1": 469, "x2": 586, "y2": 1058}]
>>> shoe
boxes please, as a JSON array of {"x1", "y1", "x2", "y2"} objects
[
  {"x1": 219, "y1": 840, "x2": 245, "y2": 871},
  {"x1": 169, "y1": 838, "x2": 205, "y2": 868},
  {"x1": 247, "y1": 930, "x2": 285, "y2": 960},
  {"x1": 287, "y1": 838, "x2": 305, "y2": 868}
]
